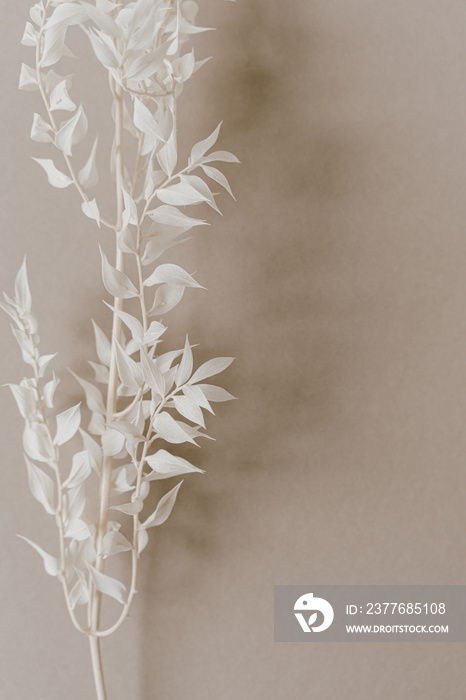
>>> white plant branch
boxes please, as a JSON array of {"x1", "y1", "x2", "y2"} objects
[{"x1": 6, "y1": 0, "x2": 239, "y2": 697}]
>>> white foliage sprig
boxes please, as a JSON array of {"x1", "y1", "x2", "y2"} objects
[{"x1": 7, "y1": 1, "x2": 238, "y2": 698}]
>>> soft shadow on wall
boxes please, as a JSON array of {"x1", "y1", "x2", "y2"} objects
[{"x1": 137, "y1": 2, "x2": 357, "y2": 699}]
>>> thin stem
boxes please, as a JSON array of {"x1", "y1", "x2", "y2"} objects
[
  {"x1": 35, "y1": 6, "x2": 116, "y2": 232},
  {"x1": 28, "y1": 334, "x2": 86, "y2": 635},
  {"x1": 90, "y1": 77, "x2": 126, "y2": 641},
  {"x1": 89, "y1": 635, "x2": 107, "y2": 700}
]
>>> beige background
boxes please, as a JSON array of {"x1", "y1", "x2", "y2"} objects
[{"x1": 1, "y1": 0, "x2": 466, "y2": 698}]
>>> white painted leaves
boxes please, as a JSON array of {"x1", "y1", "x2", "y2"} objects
[
  {"x1": 55, "y1": 404, "x2": 81, "y2": 445},
  {"x1": 141, "y1": 481, "x2": 183, "y2": 528},
  {"x1": 18, "y1": 535, "x2": 60, "y2": 576},
  {"x1": 9, "y1": 0, "x2": 239, "y2": 644},
  {"x1": 32, "y1": 158, "x2": 72, "y2": 188},
  {"x1": 145, "y1": 450, "x2": 203, "y2": 479},
  {"x1": 100, "y1": 248, "x2": 138, "y2": 299},
  {"x1": 88, "y1": 565, "x2": 126, "y2": 604},
  {"x1": 26, "y1": 458, "x2": 55, "y2": 514}
]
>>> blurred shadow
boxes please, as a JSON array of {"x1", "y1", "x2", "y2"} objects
[{"x1": 138, "y1": 2, "x2": 360, "y2": 698}]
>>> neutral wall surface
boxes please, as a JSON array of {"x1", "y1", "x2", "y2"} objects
[{"x1": 1, "y1": 1, "x2": 466, "y2": 698}]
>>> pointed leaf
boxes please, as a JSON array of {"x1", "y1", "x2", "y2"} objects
[
  {"x1": 189, "y1": 122, "x2": 222, "y2": 164},
  {"x1": 100, "y1": 247, "x2": 138, "y2": 299},
  {"x1": 26, "y1": 458, "x2": 55, "y2": 514},
  {"x1": 145, "y1": 449, "x2": 203, "y2": 479},
  {"x1": 18, "y1": 535, "x2": 59, "y2": 576},
  {"x1": 144, "y1": 263, "x2": 203, "y2": 289},
  {"x1": 78, "y1": 137, "x2": 99, "y2": 188},
  {"x1": 142, "y1": 481, "x2": 182, "y2": 528},
  {"x1": 88, "y1": 565, "x2": 126, "y2": 603},
  {"x1": 176, "y1": 335, "x2": 193, "y2": 386},
  {"x1": 69, "y1": 370, "x2": 106, "y2": 414},
  {"x1": 102, "y1": 531, "x2": 132, "y2": 558},
  {"x1": 32, "y1": 158, "x2": 72, "y2": 188},
  {"x1": 152, "y1": 412, "x2": 196, "y2": 444},
  {"x1": 198, "y1": 383, "x2": 237, "y2": 402},
  {"x1": 63, "y1": 450, "x2": 91, "y2": 489},
  {"x1": 190, "y1": 357, "x2": 234, "y2": 384},
  {"x1": 91, "y1": 320, "x2": 111, "y2": 366},
  {"x1": 55, "y1": 403, "x2": 81, "y2": 445}
]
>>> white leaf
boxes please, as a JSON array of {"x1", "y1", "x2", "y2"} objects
[
  {"x1": 91, "y1": 321, "x2": 111, "y2": 366},
  {"x1": 88, "y1": 565, "x2": 126, "y2": 604},
  {"x1": 145, "y1": 449, "x2": 203, "y2": 479},
  {"x1": 202, "y1": 165, "x2": 235, "y2": 199},
  {"x1": 86, "y1": 29, "x2": 120, "y2": 69},
  {"x1": 82, "y1": 199, "x2": 101, "y2": 226},
  {"x1": 63, "y1": 450, "x2": 91, "y2": 489},
  {"x1": 139, "y1": 348, "x2": 165, "y2": 397},
  {"x1": 69, "y1": 577, "x2": 89, "y2": 609},
  {"x1": 49, "y1": 79, "x2": 76, "y2": 112},
  {"x1": 102, "y1": 428, "x2": 125, "y2": 457},
  {"x1": 19, "y1": 63, "x2": 38, "y2": 91},
  {"x1": 133, "y1": 99, "x2": 164, "y2": 141},
  {"x1": 201, "y1": 150, "x2": 240, "y2": 165},
  {"x1": 89, "y1": 411, "x2": 105, "y2": 435},
  {"x1": 115, "y1": 340, "x2": 143, "y2": 390},
  {"x1": 100, "y1": 247, "x2": 138, "y2": 299},
  {"x1": 144, "y1": 321, "x2": 166, "y2": 345},
  {"x1": 64, "y1": 484, "x2": 85, "y2": 522},
  {"x1": 122, "y1": 189, "x2": 138, "y2": 229},
  {"x1": 104, "y1": 304, "x2": 144, "y2": 344},
  {"x1": 172, "y1": 395, "x2": 205, "y2": 427},
  {"x1": 79, "y1": 429, "x2": 103, "y2": 473},
  {"x1": 174, "y1": 50, "x2": 195, "y2": 82},
  {"x1": 26, "y1": 458, "x2": 55, "y2": 514},
  {"x1": 7, "y1": 383, "x2": 35, "y2": 420},
  {"x1": 78, "y1": 138, "x2": 99, "y2": 188},
  {"x1": 18, "y1": 535, "x2": 59, "y2": 576},
  {"x1": 157, "y1": 132, "x2": 177, "y2": 176},
  {"x1": 55, "y1": 403, "x2": 81, "y2": 445},
  {"x1": 23, "y1": 422, "x2": 54, "y2": 463},
  {"x1": 182, "y1": 383, "x2": 214, "y2": 413},
  {"x1": 43, "y1": 373, "x2": 60, "y2": 408},
  {"x1": 110, "y1": 499, "x2": 143, "y2": 515},
  {"x1": 38, "y1": 353, "x2": 57, "y2": 378},
  {"x1": 147, "y1": 204, "x2": 205, "y2": 230},
  {"x1": 144, "y1": 263, "x2": 203, "y2": 289},
  {"x1": 137, "y1": 528, "x2": 149, "y2": 554},
  {"x1": 190, "y1": 357, "x2": 234, "y2": 384},
  {"x1": 118, "y1": 227, "x2": 138, "y2": 254},
  {"x1": 142, "y1": 481, "x2": 182, "y2": 528},
  {"x1": 189, "y1": 122, "x2": 222, "y2": 165},
  {"x1": 32, "y1": 158, "x2": 72, "y2": 189},
  {"x1": 176, "y1": 335, "x2": 193, "y2": 386},
  {"x1": 22, "y1": 22, "x2": 38, "y2": 47},
  {"x1": 70, "y1": 370, "x2": 106, "y2": 414},
  {"x1": 102, "y1": 531, "x2": 132, "y2": 558},
  {"x1": 65, "y1": 518, "x2": 91, "y2": 541},
  {"x1": 157, "y1": 181, "x2": 210, "y2": 207},
  {"x1": 55, "y1": 105, "x2": 88, "y2": 156},
  {"x1": 152, "y1": 412, "x2": 197, "y2": 444},
  {"x1": 149, "y1": 284, "x2": 185, "y2": 315},
  {"x1": 31, "y1": 113, "x2": 53, "y2": 143},
  {"x1": 181, "y1": 174, "x2": 221, "y2": 213},
  {"x1": 29, "y1": 3, "x2": 44, "y2": 25},
  {"x1": 198, "y1": 383, "x2": 236, "y2": 402},
  {"x1": 112, "y1": 464, "x2": 137, "y2": 494}
]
